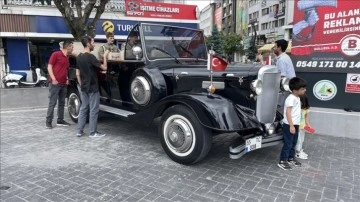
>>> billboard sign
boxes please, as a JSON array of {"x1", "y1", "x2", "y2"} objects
[
  {"x1": 214, "y1": 5, "x2": 223, "y2": 31},
  {"x1": 125, "y1": 0, "x2": 198, "y2": 20},
  {"x1": 291, "y1": 0, "x2": 360, "y2": 73}
]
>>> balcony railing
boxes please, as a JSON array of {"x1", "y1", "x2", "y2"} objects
[{"x1": 2, "y1": 0, "x2": 126, "y2": 12}]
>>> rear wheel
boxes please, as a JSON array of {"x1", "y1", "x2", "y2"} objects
[
  {"x1": 67, "y1": 89, "x2": 81, "y2": 123},
  {"x1": 159, "y1": 105, "x2": 212, "y2": 165},
  {"x1": 39, "y1": 80, "x2": 48, "y2": 88}
]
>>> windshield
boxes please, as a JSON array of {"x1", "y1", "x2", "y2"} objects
[{"x1": 142, "y1": 24, "x2": 208, "y2": 61}]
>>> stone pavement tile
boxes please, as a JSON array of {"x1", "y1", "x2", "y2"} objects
[
  {"x1": 253, "y1": 172, "x2": 275, "y2": 181},
  {"x1": 153, "y1": 197, "x2": 173, "y2": 202},
  {"x1": 43, "y1": 192, "x2": 68, "y2": 201},
  {"x1": 210, "y1": 182, "x2": 228, "y2": 194},
  {"x1": 224, "y1": 181, "x2": 244, "y2": 193},
  {"x1": 24, "y1": 194, "x2": 51, "y2": 202},
  {"x1": 252, "y1": 187, "x2": 278, "y2": 198},
  {"x1": 188, "y1": 193, "x2": 215, "y2": 202},
  {"x1": 337, "y1": 186, "x2": 352, "y2": 198},
  {"x1": 275, "y1": 193, "x2": 291, "y2": 202},
  {"x1": 306, "y1": 190, "x2": 322, "y2": 201},
  {"x1": 221, "y1": 190, "x2": 247, "y2": 201},
  {"x1": 160, "y1": 189, "x2": 179, "y2": 200},
  {"x1": 322, "y1": 187, "x2": 337, "y2": 200},
  {"x1": 149, "y1": 181, "x2": 174, "y2": 192},
  {"x1": 284, "y1": 184, "x2": 309, "y2": 194},
  {"x1": 271, "y1": 178, "x2": 286, "y2": 187},
  {"x1": 4, "y1": 196, "x2": 28, "y2": 202},
  {"x1": 260, "y1": 195, "x2": 276, "y2": 202},
  {"x1": 291, "y1": 192, "x2": 307, "y2": 202},
  {"x1": 81, "y1": 187, "x2": 105, "y2": 199},
  {"x1": 241, "y1": 180, "x2": 258, "y2": 191},
  {"x1": 114, "y1": 184, "x2": 140, "y2": 195},
  {"x1": 256, "y1": 179, "x2": 272, "y2": 190},
  {"x1": 212, "y1": 175, "x2": 237, "y2": 185},
  {"x1": 206, "y1": 192, "x2": 231, "y2": 202},
  {"x1": 61, "y1": 189, "x2": 94, "y2": 201},
  {"x1": 244, "y1": 197, "x2": 259, "y2": 202},
  {"x1": 236, "y1": 188, "x2": 263, "y2": 200},
  {"x1": 171, "y1": 195, "x2": 188, "y2": 202},
  {"x1": 124, "y1": 190, "x2": 148, "y2": 202},
  {"x1": 143, "y1": 189, "x2": 166, "y2": 201}
]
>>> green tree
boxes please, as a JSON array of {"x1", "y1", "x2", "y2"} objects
[
  {"x1": 206, "y1": 26, "x2": 224, "y2": 56},
  {"x1": 54, "y1": 0, "x2": 109, "y2": 40},
  {"x1": 222, "y1": 33, "x2": 243, "y2": 59}
]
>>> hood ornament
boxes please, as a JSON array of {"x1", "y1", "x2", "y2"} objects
[{"x1": 238, "y1": 77, "x2": 244, "y2": 85}]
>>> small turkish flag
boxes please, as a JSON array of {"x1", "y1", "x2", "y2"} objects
[{"x1": 207, "y1": 54, "x2": 228, "y2": 71}]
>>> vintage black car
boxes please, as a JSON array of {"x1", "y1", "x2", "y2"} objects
[{"x1": 67, "y1": 23, "x2": 289, "y2": 165}]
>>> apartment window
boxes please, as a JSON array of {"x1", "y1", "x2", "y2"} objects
[
  {"x1": 249, "y1": 0, "x2": 259, "y2": 7},
  {"x1": 274, "y1": 20, "x2": 278, "y2": 28},
  {"x1": 261, "y1": 23, "x2": 267, "y2": 30},
  {"x1": 262, "y1": 8, "x2": 269, "y2": 16},
  {"x1": 279, "y1": 18, "x2": 285, "y2": 26}
]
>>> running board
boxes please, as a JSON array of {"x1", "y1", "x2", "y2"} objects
[
  {"x1": 99, "y1": 104, "x2": 135, "y2": 117},
  {"x1": 229, "y1": 133, "x2": 283, "y2": 159}
]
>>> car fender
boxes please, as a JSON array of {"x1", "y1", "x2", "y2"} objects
[
  {"x1": 130, "y1": 68, "x2": 167, "y2": 108},
  {"x1": 129, "y1": 91, "x2": 262, "y2": 132}
]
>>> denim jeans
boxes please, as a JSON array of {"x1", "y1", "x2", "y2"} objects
[
  {"x1": 77, "y1": 91, "x2": 100, "y2": 134},
  {"x1": 280, "y1": 123, "x2": 299, "y2": 161},
  {"x1": 46, "y1": 83, "x2": 67, "y2": 122}
]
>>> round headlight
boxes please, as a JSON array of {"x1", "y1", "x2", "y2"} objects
[
  {"x1": 280, "y1": 77, "x2": 290, "y2": 92},
  {"x1": 251, "y1": 79, "x2": 263, "y2": 95}
]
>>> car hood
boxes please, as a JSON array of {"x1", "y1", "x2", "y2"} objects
[{"x1": 147, "y1": 61, "x2": 262, "y2": 77}]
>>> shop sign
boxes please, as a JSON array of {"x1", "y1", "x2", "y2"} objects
[
  {"x1": 125, "y1": 0, "x2": 198, "y2": 20},
  {"x1": 291, "y1": 0, "x2": 360, "y2": 73},
  {"x1": 345, "y1": 73, "x2": 360, "y2": 93},
  {"x1": 35, "y1": 16, "x2": 197, "y2": 36},
  {"x1": 313, "y1": 80, "x2": 337, "y2": 101}
]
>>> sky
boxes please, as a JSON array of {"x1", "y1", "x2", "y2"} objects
[{"x1": 186, "y1": 0, "x2": 213, "y2": 10}]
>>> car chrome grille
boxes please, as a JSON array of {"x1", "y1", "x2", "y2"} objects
[{"x1": 256, "y1": 66, "x2": 281, "y2": 124}]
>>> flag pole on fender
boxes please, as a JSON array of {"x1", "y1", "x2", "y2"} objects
[{"x1": 207, "y1": 46, "x2": 215, "y2": 94}]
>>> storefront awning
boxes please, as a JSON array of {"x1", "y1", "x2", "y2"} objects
[{"x1": 258, "y1": 42, "x2": 291, "y2": 53}]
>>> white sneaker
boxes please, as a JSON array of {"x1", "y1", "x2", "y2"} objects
[
  {"x1": 300, "y1": 150, "x2": 308, "y2": 157},
  {"x1": 296, "y1": 152, "x2": 308, "y2": 160}
]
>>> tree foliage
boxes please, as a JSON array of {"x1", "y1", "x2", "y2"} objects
[
  {"x1": 206, "y1": 26, "x2": 224, "y2": 56},
  {"x1": 54, "y1": 0, "x2": 109, "y2": 40},
  {"x1": 222, "y1": 33, "x2": 242, "y2": 57}
]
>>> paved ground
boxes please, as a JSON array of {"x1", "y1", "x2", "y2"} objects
[{"x1": 1, "y1": 107, "x2": 359, "y2": 202}]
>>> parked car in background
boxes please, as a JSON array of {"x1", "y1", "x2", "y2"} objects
[{"x1": 67, "y1": 23, "x2": 289, "y2": 164}]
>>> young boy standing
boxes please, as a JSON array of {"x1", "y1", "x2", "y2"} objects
[{"x1": 278, "y1": 77, "x2": 307, "y2": 170}]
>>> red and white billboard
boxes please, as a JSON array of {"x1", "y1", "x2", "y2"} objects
[
  {"x1": 125, "y1": 0, "x2": 198, "y2": 20},
  {"x1": 291, "y1": 0, "x2": 360, "y2": 73},
  {"x1": 214, "y1": 6, "x2": 223, "y2": 31}
]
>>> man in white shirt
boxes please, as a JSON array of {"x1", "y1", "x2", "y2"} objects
[
  {"x1": 274, "y1": 39, "x2": 296, "y2": 114},
  {"x1": 274, "y1": 39, "x2": 295, "y2": 78}
]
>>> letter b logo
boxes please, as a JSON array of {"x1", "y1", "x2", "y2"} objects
[
  {"x1": 341, "y1": 35, "x2": 360, "y2": 56},
  {"x1": 348, "y1": 40, "x2": 357, "y2": 48}
]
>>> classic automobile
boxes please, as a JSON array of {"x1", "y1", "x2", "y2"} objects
[{"x1": 67, "y1": 23, "x2": 288, "y2": 165}]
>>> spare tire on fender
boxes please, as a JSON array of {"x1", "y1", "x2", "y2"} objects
[{"x1": 130, "y1": 68, "x2": 167, "y2": 109}]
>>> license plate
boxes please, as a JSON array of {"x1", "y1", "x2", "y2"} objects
[{"x1": 245, "y1": 136, "x2": 262, "y2": 153}]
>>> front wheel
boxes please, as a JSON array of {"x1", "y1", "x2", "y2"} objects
[
  {"x1": 3, "y1": 80, "x2": 16, "y2": 88},
  {"x1": 67, "y1": 89, "x2": 81, "y2": 123},
  {"x1": 159, "y1": 105, "x2": 212, "y2": 165}
]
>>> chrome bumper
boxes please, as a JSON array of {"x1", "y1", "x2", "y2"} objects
[{"x1": 229, "y1": 133, "x2": 283, "y2": 159}]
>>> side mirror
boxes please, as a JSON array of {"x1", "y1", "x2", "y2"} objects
[{"x1": 132, "y1": 46, "x2": 142, "y2": 60}]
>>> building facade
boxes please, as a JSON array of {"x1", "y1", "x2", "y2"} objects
[
  {"x1": 199, "y1": 3, "x2": 215, "y2": 36},
  {"x1": 0, "y1": 0, "x2": 199, "y2": 84}
]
